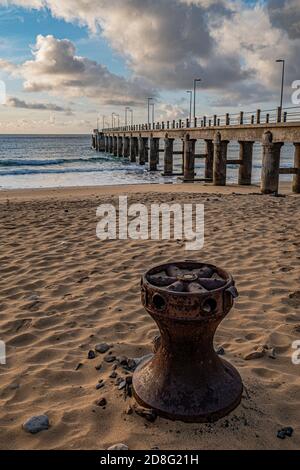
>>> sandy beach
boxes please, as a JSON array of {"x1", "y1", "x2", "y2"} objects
[{"x1": 0, "y1": 182, "x2": 299, "y2": 450}]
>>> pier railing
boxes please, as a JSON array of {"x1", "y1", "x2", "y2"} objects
[{"x1": 103, "y1": 106, "x2": 300, "y2": 132}]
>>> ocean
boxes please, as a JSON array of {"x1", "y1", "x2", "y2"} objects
[{"x1": 0, "y1": 134, "x2": 295, "y2": 190}]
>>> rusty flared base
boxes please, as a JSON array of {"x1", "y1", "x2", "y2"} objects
[{"x1": 133, "y1": 355, "x2": 243, "y2": 423}]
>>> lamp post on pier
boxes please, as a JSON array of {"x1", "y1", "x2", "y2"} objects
[
  {"x1": 186, "y1": 90, "x2": 192, "y2": 124},
  {"x1": 147, "y1": 97, "x2": 154, "y2": 126},
  {"x1": 276, "y1": 59, "x2": 285, "y2": 113},
  {"x1": 125, "y1": 106, "x2": 131, "y2": 126},
  {"x1": 193, "y1": 78, "x2": 202, "y2": 122}
]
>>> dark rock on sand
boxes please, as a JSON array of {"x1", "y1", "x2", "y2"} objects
[
  {"x1": 216, "y1": 346, "x2": 225, "y2": 356},
  {"x1": 135, "y1": 406, "x2": 157, "y2": 423},
  {"x1": 96, "y1": 398, "x2": 107, "y2": 407},
  {"x1": 23, "y1": 415, "x2": 49, "y2": 434},
  {"x1": 104, "y1": 355, "x2": 116, "y2": 363},
  {"x1": 88, "y1": 350, "x2": 96, "y2": 360},
  {"x1": 95, "y1": 343, "x2": 110, "y2": 354}
]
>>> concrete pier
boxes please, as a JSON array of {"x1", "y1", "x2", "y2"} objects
[
  {"x1": 95, "y1": 106, "x2": 300, "y2": 193},
  {"x1": 183, "y1": 135, "x2": 196, "y2": 182},
  {"x1": 238, "y1": 141, "x2": 254, "y2": 185},
  {"x1": 123, "y1": 136, "x2": 130, "y2": 159},
  {"x1": 293, "y1": 143, "x2": 300, "y2": 193},
  {"x1": 213, "y1": 132, "x2": 229, "y2": 186},
  {"x1": 204, "y1": 139, "x2": 214, "y2": 180},
  {"x1": 261, "y1": 131, "x2": 283, "y2": 194},
  {"x1": 150, "y1": 137, "x2": 159, "y2": 171},
  {"x1": 164, "y1": 137, "x2": 174, "y2": 176},
  {"x1": 130, "y1": 137, "x2": 138, "y2": 163},
  {"x1": 138, "y1": 136, "x2": 147, "y2": 165}
]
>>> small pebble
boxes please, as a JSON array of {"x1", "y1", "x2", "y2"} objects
[
  {"x1": 95, "y1": 363, "x2": 102, "y2": 371},
  {"x1": 135, "y1": 406, "x2": 157, "y2": 423},
  {"x1": 109, "y1": 371, "x2": 117, "y2": 379},
  {"x1": 244, "y1": 347, "x2": 265, "y2": 361},
  {"x1": 216, "y1": 347, "x2": 225, "y2": 356},
  {"x1": 107, "y1": 443, "x2": 129, "y2": 451},
  {"x1": 75, "y1": 363, "x2": 83, "y2": 371},
  {"x1": 88, "y1": 350, "x2": 96, "y2": 360},
  {"x1": 104, "y1": 355, "x2": 116, "y2": 363},
  {"x1": 268, "y1": 348, "x2": 276, "y2": 359},
  {"x1": 95, "y1": 343, "x2": 110, "y2": 354},
  {"x1": 96, "y1": 381, "x2": 105, "y2": 390},
  {"x1": 23, "y1": 415, "x2": 49, "y2": 434},
  {"x1": 118, "y1": 380, "x2": 126, "y2": 390},
  {"x1": 96, "y1": 398, "x2": 107, "y2": 407}
]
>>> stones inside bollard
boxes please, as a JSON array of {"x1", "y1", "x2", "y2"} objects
[{"x1": 133, "y1": 261, "x2": 243, "y2": 423}]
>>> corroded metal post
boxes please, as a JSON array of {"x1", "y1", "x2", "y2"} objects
[
  {"x1": 204, "y1": 139, "x2": 214, "y2": 180},
  {"x1": 150, "y1": 137, "x2": 160, "y2": 171},
  {"x1": 130, "y1": 136, "x2": 138, "y2": 163},
  {"x1": 183, "y1": 134, "x2": 196, "y2": 182},
  {"x1": 123, "y1": 136, "x2": 130, "y2": 158},
  {"x1": 261, "y1": 131, "x2": 283, "y2": 194},
  {"x1": 213, "y1": 132, "x2": 229, "y2": 186},
  {"x1": 293, "y1": 143, "x2": 300, "y2": 194},
  {"x1": 164, "y1": 136, "x2": 174, "y2": 176},
  {"x1": 238, "y1": 141, "x2": 254, "y2": 185}
]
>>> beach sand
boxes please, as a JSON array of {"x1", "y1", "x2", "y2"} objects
[{"x1": 0, "y1": 182, "x2": 299, "y2": 450}]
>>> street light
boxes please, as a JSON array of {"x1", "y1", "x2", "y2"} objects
[
  {"x1": 193, "y1": 78, "x2": 202, "y2": 122},
  {"x1": 186, "y1": 90, "x2": 192, "y2": 124},
  {"x1": 150, "y1": 102, "x2": 155, "y2": 124},
  {"x1": 112, "y1": 112, "x2": 116, "y2": 128},
  {"x1": 147, "y1": 97, "x2": 154, "y2": 125},
  {"x1": 276, "y1": 59, "x2": 285, "y2": 110},
  {"x1": 125, "y1": 106, "x2": 131, "y2": 126},
  {"x1": 128, "y1": 108, "x2": 133, "y2": 125}
]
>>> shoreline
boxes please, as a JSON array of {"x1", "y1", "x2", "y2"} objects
[{"x1": 0, "y1": 181, "x2": 296, "y2": 203}]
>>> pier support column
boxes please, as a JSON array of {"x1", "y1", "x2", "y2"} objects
[
  {"x1": 213, "y1": 132, "x2": 229, "y2": 186},
  {"x1": 292, "y1": 143, "x2": 300, "y2": 194},
  {"x1": 98, "y1": 133, "x2": 105, "y2": 152},
  {"x1": 109, "y1": 136, "x2": 113, "y2": 154},
  {"x1": 150, "y1": 137, "x2": 160, "y2": 171},
  {"x1": 261, "y1": 131, "x2": 283, "y2": 195},
  {"x1": 238, "y1": 141, "x2": 254, "y2": 185},
  {"x1": 92, "y1": 134, "x2": 96, "y2": 149},
  {"x1": 130, "y1": 137, "x2": 138, "y2": 162},
  {"x1": 204, "y1": 139, "x2": 214, "y2": 180},
  {"x1": 183, "y1": 135, "x2": 196, "y2": 182},
  {"x1": 105, "y1": 136, "x2": 109, "y2": 153},
  {"x1": 117, "y1": 136, "x2": 123, "y2": 157},
  {"x1": 164, "y1": 137, "x2": 174, "y2": 175},
  {"x1": 123, "y1": 137, "x2": 130, "y2": 158},
  {"x1": 113, "y1": 136, "x2": 118, "y2": 156},
  {"x1": 138, "y1": 136, "x2": 147, "y2": 165}
]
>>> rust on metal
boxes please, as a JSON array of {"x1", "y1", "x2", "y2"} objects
[{"x1": 132, "y1": 261, "x2": 243, "y2": 423}]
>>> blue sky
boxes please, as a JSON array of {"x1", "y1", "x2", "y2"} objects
[{"x1": 0, "y1": 0, "x2": 299, "y2": 134}]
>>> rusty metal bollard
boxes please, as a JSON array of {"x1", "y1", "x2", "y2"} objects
[{"x1": 133, "y1": 261, "x2": 243, "y2": 422}]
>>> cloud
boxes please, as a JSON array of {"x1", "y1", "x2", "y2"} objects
[
  {"x1": 268, "y1": 0, "x2": 300, "y2": 39},
  {"x1": 1, "y1": 0, "x2": 300, "y2": 107},
  {"x1": 6, "y1": 96, "x2": 72, "y2": 112},
  {"x1": 2, "y1": 34, "x2": 155, "y2": 106}
]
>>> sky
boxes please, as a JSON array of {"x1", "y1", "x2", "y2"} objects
[{"x1": 0, "y1": 0, "x2": 299, "y2": 134}]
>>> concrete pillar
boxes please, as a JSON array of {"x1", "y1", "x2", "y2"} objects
[
  {"x1": 150, "y1": 137, "x2": 160, "y2": 171},
  {"x1": 293, "y1": 143, "x2": 300, "y2": 194},
  {"x1": 123, "y1": 137, "x2": 130, "y2": 158},
  {"x1": 130, "y1": 137, "x2": 138, "y2": 163},
  {"x1": 238, "y1": 141, "x2": 254, "y2": 185},
  {"x1": 183, "y1": 135, "x2": 196, "y2": 182},
  {"x1": 105, "y1": 136, "x2": 109, "y2": 153},
  {"x1": 117, "y1": 136, "x2": 123, "y2": 157},
  {"x1": 204, "y1": 139, "x2": 214, "y2": 180},
  {"x1": 261, "y1": 131, "x2": 283, "y2": 194},
  {"x1": 164, "y1": 137, "x2": 174, "y2": 175},
  {"x1": 92, "y1": 134, "x2": 96, "y2": 149},
  {"x1": 138, "y1": 136, "x2": 146, "y2": 165},
  {"x1": 213, "y1": 132, "x2": 229, "y2": 186},
  {"x1": 109, "y1": 136, "x2": 113, "y2": 154},
  {"x1": 113, "y1": 136, "x2": 118, "y2": 156}
]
